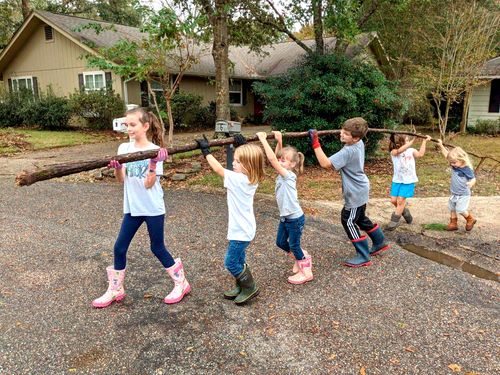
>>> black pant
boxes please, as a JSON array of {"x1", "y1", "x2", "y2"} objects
[{"x1": 341, "y1": 204, "x2": 375, "y2": 240}]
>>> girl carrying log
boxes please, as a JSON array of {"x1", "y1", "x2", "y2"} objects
[
  {"x1": 92, "y1": 107, "x2": 191, "y2": 308},
  {"x1": 195, "y1": 134, "x2": 265, "y2": 305},
  {"x1": 256, "y1": 131, "x2": 312, "y2": 284},
  {"x1": 386, "y1": 134, "x2": 432, "y2": 230}
]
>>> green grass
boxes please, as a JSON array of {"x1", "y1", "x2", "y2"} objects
[
  {"x1": 422, "y1": 223, "x2": 448, "y2": 231},
  {"x1": 0, "y1": 128, "x2": 113, "y2": 155}
]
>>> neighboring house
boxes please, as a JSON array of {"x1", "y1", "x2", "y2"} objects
[
  {"x1": 467, "y1": 56, "x2": 500, "y2": 126},
  {"x1": 0, "y1": 10, "x2": 394, "y2": 119}
]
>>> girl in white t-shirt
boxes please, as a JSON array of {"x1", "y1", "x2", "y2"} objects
[
  {"x1": 386, "y1": 133, "x2": 431, "y2": 230},
  {"x1": 195, "y1": 134, "x2": 265, "y2": 305},
  {"x1": 92, "y1": 108, "x2": 190, "y2": 308},
  {"x1": 256, "y1": 131, "x2": 312, "y2": 285}
]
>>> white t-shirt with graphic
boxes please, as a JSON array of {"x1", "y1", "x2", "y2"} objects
[
  {"x1": 117, "y1": 142, "x2": 165, "y2": 217},
  {"x1": 224, "y1": 170, "x2": 258, "y2": 241},
  {"x1": 391, "y1": 148, "x2": 418, "y2": 184}
]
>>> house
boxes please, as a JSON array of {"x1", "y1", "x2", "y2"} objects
[
  {"x1": 0, "y1": 10, "x2": 394, "y2": 119},
  {"x1": 467, "y1": 56, "x2": 500, "y2": 126}
]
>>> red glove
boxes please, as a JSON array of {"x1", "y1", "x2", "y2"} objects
[
  {"x1": 308, "y1": 129, "x2": 321, "y2": 149},
  {"x1": 108, "y1": 159, "x2": 123, "y2": 169}
]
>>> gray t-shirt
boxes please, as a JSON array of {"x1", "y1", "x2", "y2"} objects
[
  {"x1": 450, "y1": 166, "x2": 474, "y2": 196},
  {"x1": 329, "y1": 140, "x2": 369, "y2": 209},
  {"x1": 275, "y1": 171, "x2": 303, "y2": 218}
]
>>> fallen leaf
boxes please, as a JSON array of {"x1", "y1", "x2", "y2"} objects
[
  {"x1": 185, "y1": 346, "x2": 194, "y2": 351},
  {"x1": 239, "y1": 351, "x2": 247, "y2": 357},
  {"x1": 360, "y1": 366, "x2": 366, "y2": 375},
  {"x1": 464, "y1": 372, "x2": 479, "y2": 375},
  {"x1": 404, "y1": 346, "x2": 416, "y2": 353},
  {"x1": 389, "y1": 358, "x2": 400, "y2": 365},
  {"x1": 328, "y1": 353, "x2": 336, "y2": 360},
  {"x1": 143, "y1": 293, "x2": 153, "y2": 299},
  {"x1": 448, "y1": 364, "x2": 461, "y2": 372},
  {"x1": 453, "y1": 309, "x2": 459, "y2": 316}
]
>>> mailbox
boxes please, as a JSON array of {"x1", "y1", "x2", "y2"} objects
[
  {"x1": 112, "y1": 117, "x2": 127, "y2": 132},
  {"x1": 215, "y1": 120, "x2": 241, "y2": 134}
]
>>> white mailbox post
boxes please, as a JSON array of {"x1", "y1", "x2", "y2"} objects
[{"x1": 214, "y1": 120, "x2": 242, "y2": 170}]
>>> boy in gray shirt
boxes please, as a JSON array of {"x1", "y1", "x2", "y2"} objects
[{"x1": 309, "y1": 117, "x2": 389, "y2": 267}]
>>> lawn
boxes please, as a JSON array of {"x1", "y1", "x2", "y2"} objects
[
  {"x1": 179, "y1": 131, "x2": 500, "y2": 199},
  {"x1": 0, "y1": 128, "x2": 116, "y2": 155}
]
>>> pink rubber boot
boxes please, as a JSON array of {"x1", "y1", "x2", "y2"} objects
[
  {"x1": 92, "y1": 266, "x2": 126, "y2": 308},
  {"x1": 287, "y1": 255, "x2": 313, "y2": 284},
  {"x1": 288, "y1": 249, "x2": 309, "y2": 273},
  {"x1": 164, "y1": 258, "x2": 191, "y2": 304}
]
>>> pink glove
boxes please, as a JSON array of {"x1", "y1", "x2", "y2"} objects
[
  {"x1": 108, "y1": 159, "x2": 123, "y2": 169},
  {"x1": 149, "y1": 148, "x2": 168, "y2": 170}
]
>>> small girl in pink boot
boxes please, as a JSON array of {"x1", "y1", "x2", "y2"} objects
[
  {"x1": 256, "y1": 131, "x2": 312, "y2": 284},
  {"x1": 92, "y1": 107, "x2": 190, "y2": 308}
]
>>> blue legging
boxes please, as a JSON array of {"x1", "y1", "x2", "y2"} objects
[{"x1": 114, "y1": 214, "x2": 175, "y2": 270}]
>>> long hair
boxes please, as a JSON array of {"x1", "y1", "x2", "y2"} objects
[
  {"x1": 277, "y1": 146, "x2": 305, "y2": 174},
  {"x1": 447, "y1": 146, "x2": 473, "y2": 169},
  {"x1": 126, "y1": 107, "x2": 164, "y2": 147},
  {"x1": 389, "y1": 134, "x2": 407, "y2": 152},
  {"x1": 234, "y1": 143, "x2": 265, "y2": 185}
]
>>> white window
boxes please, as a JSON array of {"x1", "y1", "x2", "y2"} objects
[
  {"x1": 12, "y1": 76, "x2": 34, "y2": 93},
  {"x1": 229, "y1": 79, "x2": 243, "y2": 105},
  {"x1": 83, "y1": 71, "x2": 106, "y2": 91}
]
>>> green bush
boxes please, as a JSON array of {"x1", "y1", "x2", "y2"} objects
[
  {"x1": 0, "y1": 89, "x2": 71, "y2": 128},
  {"x1": 471, "y1": 118, "x2": 500, "y2": 135},
  {"x1": 253, "y1": 53, "x2": 405, "y2": 162},
  {"x1": 70, "y1": 89, "x2": 125, "y2": 129}
]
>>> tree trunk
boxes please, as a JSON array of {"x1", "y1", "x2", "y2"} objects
[
  {"x1": 441, "y1": 98, "x2": 452, "y2": 139},
  {"x1": 21, "y1": 0, "x2": 30, "y2": 19},
  {"x1": 18, "y1": 129, "x2": 497, "y2": 187},
  {"x1": 213, "y1": 0, "x2": 231, "y2": 121},
  {"x1": 312, "y1": 0, "x2": 324, "y2": 55},
  {"x1": 165, "y1": 96, "x2": 175, "y2": 147},
  {"x1": 460, "y1": 88, "x2": 471, "y2": 134}
]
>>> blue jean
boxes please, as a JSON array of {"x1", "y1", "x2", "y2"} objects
[
  {"x1": 224, "y1": 240, "x2": 250, "y2": 277},
  {"x1": 114, "y1": 214, "x2": 175, "y2": 270},
  {"x1": 276, "y1": 214, "x2": 305, "y2": 260}
]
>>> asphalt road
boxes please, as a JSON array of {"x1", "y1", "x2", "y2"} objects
[{"x1": 0, "y1": 177, "x2": 498, "y2": 374}]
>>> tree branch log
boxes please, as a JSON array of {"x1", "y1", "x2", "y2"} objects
[{"x1": 15, "y1": 129, "x2": 499, "y2": 186}]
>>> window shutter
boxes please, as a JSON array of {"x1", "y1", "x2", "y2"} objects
[
  {"x1": 140, "y1": 81, "x2": 149, "y2": 107},
  {"x1": 78, "y1": 74, "x2": 84, "y2": 91},
  {"x1": 8, "y1": 78, "x2": 12, "y2": 93},
  {"x1": 105, "y1": 72, "x2": 112, "y2": 90},
  {"x1": 488, "y1": 79, "x2": 500, "y2": 113},
  {"x1": 32, "y1": 77, "x2": 39, "y2": 99},
  {"x1": 44, "y1": 26, "x2": 53, "y2": 41},
  {"x1": 242, "y1": 80, "x2": 247, "y2": 105}
]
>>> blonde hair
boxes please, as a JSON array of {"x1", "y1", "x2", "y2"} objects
[
  {"x1": 126, "y1": 107, "x2": 164, "y2": 147},
  {"x1": 447, "y1": 147, "x2": 473, "y2": 169},
  {"x1": 234, "y1": 143, "x2": 265, "y2": 185},
  {"x1": 277, "y1": 146, "x2": 305, "y2": 174},
  {"x1": 342, "y1": 117, "x2": 368, "y2": 138}
]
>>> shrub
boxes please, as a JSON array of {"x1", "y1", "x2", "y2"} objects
[
  {"x1": 471, "y1": 118, "x2": 500, "y2": 135},
  {"x1": 0, "y1": 89, "x2": 71, "y2": 128},
  {"x1": 70, "y1": 89, "x2": 125, "y2": 129},
  {"x1": 22, "y1": 93, "x2": 72, "y2": 129},
  {"x1": 253, "y1": 53, "x2": 405, "y2": 162}
]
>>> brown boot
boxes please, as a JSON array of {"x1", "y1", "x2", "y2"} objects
[
  {"x1": 446, "y1": 217, "x2": 458, "y2": 231},
  {"x1": 465, "y1": 214, "x2": 477, "y2": 231}
]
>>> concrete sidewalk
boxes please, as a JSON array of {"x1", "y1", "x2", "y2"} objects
[{"x1": 0, "y1": 177, "x2": 498, "y2": 374}]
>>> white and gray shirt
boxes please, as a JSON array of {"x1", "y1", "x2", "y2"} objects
[{"x1": 329, "y1": 140, "x2": 369, "y2": 209}]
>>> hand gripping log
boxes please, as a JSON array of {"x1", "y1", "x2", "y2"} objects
[{"x1": 14, "y1": 129, "x2": 497, "y2": 186}]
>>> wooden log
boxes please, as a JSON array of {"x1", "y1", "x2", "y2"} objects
[{"x1": 14, "y1": 129, "x2": 500, "y2": 186}]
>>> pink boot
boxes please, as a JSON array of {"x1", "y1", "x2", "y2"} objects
[
  {"x1": 164, "y1": 258, "x2": 191, "y2": 304},
  {"x1": 92, "y1": 266, "x2": 126, "y2": 308},
  {"x1": 288, "y1": 249, "x2": 309, "y2": 273},
  {"x1": 287, "y1": 255, "x2": 313, "y2": 284}
]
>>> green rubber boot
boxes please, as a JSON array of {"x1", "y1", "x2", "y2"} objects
[
  {"x1": 234, "y1": 265, "x2": 259, "y2": 305},
  {"x1": 223, "y1": 281, "x2": 241, "y2": 300}
]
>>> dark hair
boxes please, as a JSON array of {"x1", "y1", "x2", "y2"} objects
[
  {"x1": 389, "y1": 134, "x2": 407, "y2": 151},
  {"x1": 342, "y1": 117, "x2": 368, "y2": 138},
  {"x1": 126, "y1": 107, "x2": 164, "y2": 147}
]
